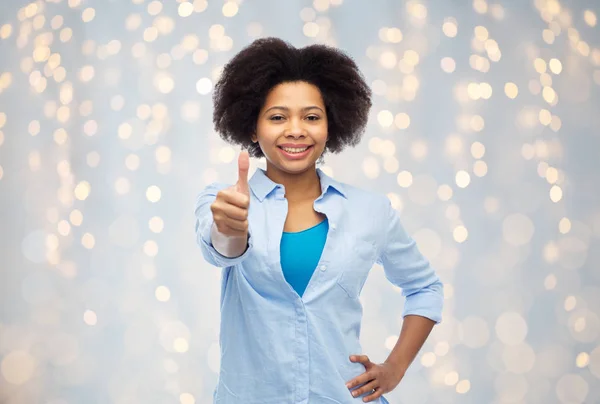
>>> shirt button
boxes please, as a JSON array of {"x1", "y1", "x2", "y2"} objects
[{"x1": 320, "y1": 264, "x2": 327, "y2": 271}]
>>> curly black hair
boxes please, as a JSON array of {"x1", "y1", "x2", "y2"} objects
[{"x1": 212, "y1": 37, "x2": 372, "y2": 158}]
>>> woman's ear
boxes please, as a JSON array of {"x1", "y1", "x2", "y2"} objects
[{"x1": 251, "y1": 134, "x2": 258, "y2": 143}]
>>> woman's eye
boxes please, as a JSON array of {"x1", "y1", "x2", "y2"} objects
[
  {"x1": 269, "y1": 116, "x2": 284, "y2": 121},
  {"x1": 307, "y1": 115, "x2": 320, "y2": 121}
]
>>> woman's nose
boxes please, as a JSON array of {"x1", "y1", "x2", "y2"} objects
[{"x1": 285, "y1": 118, "x2": 305, "y2": 137}]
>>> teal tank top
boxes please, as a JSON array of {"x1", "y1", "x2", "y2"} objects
[{"x1": 280, "y1": 218, "x2": 328, "y2": 297}]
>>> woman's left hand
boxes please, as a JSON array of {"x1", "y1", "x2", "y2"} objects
[{"x1": 345, "y1": 355, "x2": 405, "y2": 402}]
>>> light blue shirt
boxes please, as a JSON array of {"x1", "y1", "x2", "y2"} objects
[
  {"x1": 195, "y1": 167, "x2": 444, "y2": 404},
  {"x1": 281, "y1": 218, "x2": 329, "y2": 297}
]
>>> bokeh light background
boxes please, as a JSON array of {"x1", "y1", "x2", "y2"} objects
[{"x1": 1, "y1": 0, "x2": 600, "y2": 403}]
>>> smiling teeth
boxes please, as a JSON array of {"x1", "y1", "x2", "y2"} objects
[{"x1": 282, "y1": 147, "x2": 308, "y2": 153}]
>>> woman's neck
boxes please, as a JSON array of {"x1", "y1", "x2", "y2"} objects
[{"x1": 265, "y1": 163, "x2": 322, "y2": 202}]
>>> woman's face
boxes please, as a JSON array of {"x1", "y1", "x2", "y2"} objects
[{"x1": 252, "y1": 81, "x2": 328, "y2": 175}]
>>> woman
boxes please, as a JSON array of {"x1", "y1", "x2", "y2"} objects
[{"x1": 195, "y1": 37, "x2": 443, "y2": 404}]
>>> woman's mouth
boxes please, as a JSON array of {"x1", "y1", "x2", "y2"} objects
[{"x1": 277, "y1": 145, "x2": 314, "y2": 160}]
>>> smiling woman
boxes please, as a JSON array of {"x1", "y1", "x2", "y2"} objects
[
  {"x1": 195, "y1": 37, "x2": 444, "y2": 404},
  {"x1": 253, "y1": 81, "x2": 328, "y2": 170}
]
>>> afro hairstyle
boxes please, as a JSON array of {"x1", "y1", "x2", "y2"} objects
[{"x1": 212, "y1": 37, "x2": 372, "y2": 158}]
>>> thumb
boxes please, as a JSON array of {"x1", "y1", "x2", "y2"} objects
[{"x1": 236, "y1": 150, "x2": 250, "y2": 195}]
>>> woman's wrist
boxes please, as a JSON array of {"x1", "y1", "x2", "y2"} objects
[{"x1": 210, "y1": 222, "x2": 249, "y2": 258}]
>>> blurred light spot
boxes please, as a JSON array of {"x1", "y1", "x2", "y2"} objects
[
  {"x1": 384, "y1": 335, "x2": 398, "y2": 350},
  {"x1": 82, "y1": 7, "x2": 95, "y2": 22},
  {"x1": 437, "y1": 184, "x2": 453, "y2": 201},
  {"x1": 118, "y1": 123, "x2": 132, "y2": 139},
  {"x1": 559, "y1": 217, "x2": 571, "y2": 234},
  {"x1": 584, "y1": 10, "x2": 597, "y2": 27},
  {"x1": 303, "y1": 22, "x2": 319, "y2": 37},
  {"x1": 470, "y1": 115, "x2": 484, "y2": 131},
  {"x1": 1, "y1": 351, "x2": 36, "y2": 385},
  {"x1": 115, "y1": 177, "x2": 131, "y2": 195},
  {"x1": 455, "y1": 170, "x2": 470, "y2": 188},
  {"x1": 0, "y1": 24, "x2": 12, "y2": 39},
  {"x1": 196, "y1": 77, "x2": 212, "y2": 95},
  {"x1": 146, "y1": 185, "x2": 162, "y2": 203},
  {"x1": 149, "y1": 216, "x2": 164, "y2": 233},
  {"x1": 83, "y1": 120, "x2": 97, "y2": 136},
  {"x1": 550, "y1": 185, "x2": 563, "y2": 202},
  {"x1": 81, "y1": 233, "x2": 95, "y2": 249},
  {"x1": 503, "y1": 343, "x2": 536, "y2": 373},
  {"x1": 542, "y1": 86, "x2": 557, "y2": 104},
  {"x1": 300, "y1": 7, "x2": 316, "y2": 22},
  {"x1": 473, "y1": 0, "x2": 488, "y2": 14},
  {"x1": 386, "y1": 27, "x2": 403, "y2": 43},
  {"x1": 564, "y1": 296, "x2": 577, "y2": 312},
  {"x1": 126, "y1": 13, "x2": 141, "y2": 31},
  {"x1": 156, "y1": 285, "x2": 170, "y2": 302},
  {"x1": 456, "y1": 380, "x2": 471, "y2": 394},
  {"x1": 74, "y1": 181, "x2": 91, "y2": 201},
  {"x1": 544, "y1": 274, "x2": 557, "y2": 290},
  {"x1": 179, "y1": 2, "x2": 194, "y2": 17},
  {"x1": 453, "y1": 225, "x2": 468, "y2": 243},
  {"x1": 445, "y1": 134, "x2": 463, "y2": 156},
  {"x1": 445, "y1": 371, "x2": 459, "y2": 386},
  {"x1": 503, "y1": 213, "x2": 534, "y2": 246},
  {"x1": 147, "y1": 1, "x2": 162, "y2": 15},
  {"x1": 174, "y1": 337, "x2": 189, "y2": 353},
  {"x1": 539, "y1": 109, "x2": 552, "y2": 126},
  {"x1": 83, "y1": 310, "x2": 97, "y2": 326},
  {"x1": 470, "y1": 141, "x2": 485, "y2": 159},
  {"x1": 410, "y1": 140, "x2": 427, "y2": 161},
  {"x1": 576, "y1": 352, "x2": 589, "y2": 368},
  {"x1": 468, "y1": 83, "x2": 481, "y2": 100},
  {"x1": 87, "y1": 151, "x2": 100, "y2": 167},
  {"x1": 222, "y1": 2, "x2": 238, "y2": 17},
  {"x1": 394, "y1": 112, "x2": 410, "y2": 129},
  {"x1": 556, "y1": 374, "x2": 588, "y2": 403},
  {"x1": 549, "y1": 58, "x2": 562, "y2": 74},
  {"x1": 180, "y1": 393, "x2": 196, "y2": 404},
  {"x1": 397, "y1": 171, "x2": 413, "y2": 188},
  {"x1": 143, "y1": 27, "x2": 158, "y2": 42},
  {"x1": 247, "y1": 22, "x2": 263, "y2": 37},
  {"x1": 443, "y1": 283, "x2": 455, "y2": 298},
  {"x1": 125, "y1": 154, "x2": 140, "y2": 171},
  {"x1": 474, "y1": 25, "x2": 488, "y2": 41},
  {"x1": 69, "y1": 210, "x2": 83, "y2": 227},
  {"x1": 534, "y1": 58, "x2": 547, "y2": 73},
  {"x1": 144, "y1": 240, "x2": 158, "y2": 257},
  {"x1": 379, "y1": 51, "x2": 397, "y2": 69},
  {"x1": 496, "y1": 312, "x2": 528, "y2": 345},
  {"x1": 441, "y1": 57, "x2": 456, "y2": 73},
  {"x1": 442, "y1": 18, "x2": 458, "y2": 38},
  {"x1": 377, "y1": 110, "x2": 394, "y2": 127},
  {"x1": 473, "y1": 161, "x2": 487, "y2": 177},
  {"x1": 154, "y1": 72, "x2": 174, "y2": 94},
  {"x1": 421, "y1": 352, "x2": 436, "y2": 367}
]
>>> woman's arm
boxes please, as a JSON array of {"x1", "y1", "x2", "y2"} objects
[{"x1": 384, "y1": 315, "x2": 435, "y2": 374}]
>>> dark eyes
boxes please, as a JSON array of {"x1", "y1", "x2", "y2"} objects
[{"x1": 269, "y1": 115, "x2": 321, "y2": 121}]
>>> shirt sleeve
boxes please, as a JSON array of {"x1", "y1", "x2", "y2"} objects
[
  {"x1": 194, "y1": 182, "x2": 254, "y2": 268},
  {"x1": 376, "y1": 196, "x2": 444, "y2": 324}
]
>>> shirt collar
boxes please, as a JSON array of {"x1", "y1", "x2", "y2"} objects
[{"x1": 249, "y1": 167, "x2": 347, "y2": 202}]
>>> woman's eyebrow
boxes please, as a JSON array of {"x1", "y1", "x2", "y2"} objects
[{"x1": 263, "y1": 105, "x2": 325, "y2": 114}]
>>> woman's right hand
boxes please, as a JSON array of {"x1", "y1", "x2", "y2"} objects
[{"x1": 210, "y1": 151, "x2": 251, "y2": 239}]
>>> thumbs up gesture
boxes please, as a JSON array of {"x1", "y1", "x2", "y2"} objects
[{"x1": 210, "y1": 151, "x2": 251, "y2": 239}]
